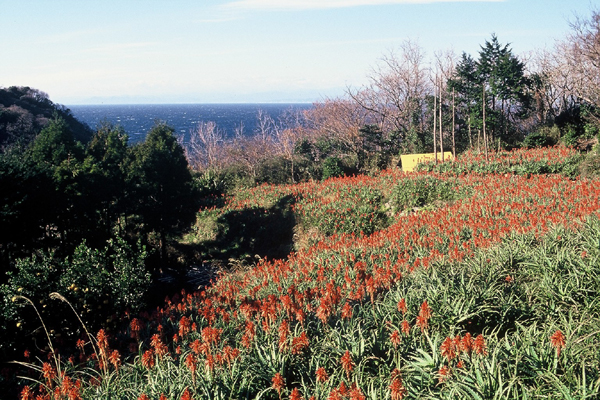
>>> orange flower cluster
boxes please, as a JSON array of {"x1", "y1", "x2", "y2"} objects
[
  {"x1": 326, "y1": 381, "x2": 366, "y2": 400},
  {"x1": 550, "y1": 330, "x2": 566, "y2": 357},
  {"x1": 150, "y1": 334, "x2": 169, "y2": 359},
  {"x1": 389, "y1": 330, "x2": 402, "y2": 348},
  {"x1": 340, "y1": 350, "x2": 354, "y2": 379},
  {"x1": 21, "y1": 369, "x2": 83, "y2": 400},
  {"x1": 436, "y1": 333, "x2": 488, "y2": 385},
  {"x1": 316, "y1": 367, "x2": 329, "y2": 383},
  {"x1": 389, "y1": 368, "x2": 406, "y2": 400},
  {"x1": 141, "y1": 349, "x2": 155, "y2": 369},
  {"x1": 440, "y1": 332, "x2": 487, "y2": 362},
  {"x1": 272, "y1": 372, "x2": 285, "y2": 397},
  {"x1": 415, "y1": 301, "x2": 432, "y2": 332}
]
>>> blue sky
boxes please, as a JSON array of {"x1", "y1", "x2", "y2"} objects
[{"x1": 0, "y1": 0, "x2": 595, "y2": 104}]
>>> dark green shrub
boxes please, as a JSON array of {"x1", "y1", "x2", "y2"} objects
[
  {"x1": 523, "y1": 130, "x2": 553, "y2": 148},
  {"x1": 296, "y1": 183, "x2": 388, "y2": 237},
  {"x1": 391, "y1": 175, "x2": 462, "y2": 211},
  {"x1": 1, "y1": 238, "x2": 150, "y2": 355},
  {"x1": 583, "y1": 122, "x2": 599, "y2": 139},
  {"x1": 561, "y1": 125, "x2": 580, "y2": 146},
  {"x1": 255, "y1": 155, "x2": 294, "y2": 185},
  {"x1": 580, "y1": 153, "x2": 600, "y2": 178},
  {"x1": 322, "y1": 156, "x2": 344, "y2": 180}
]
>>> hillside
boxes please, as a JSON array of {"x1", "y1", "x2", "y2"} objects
[
  {"x1": 0, "y1": 86, "x2": 93, "y2": 149},
  {"x1": 9, "y1": 146, "x2": 600, "y2": 399}
]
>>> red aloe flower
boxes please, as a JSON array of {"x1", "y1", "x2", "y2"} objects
[
  {"x1": 108, "y1": 349, "x2": 121, "y2": 370},
  {"x1": 279, "y1": 320, "x2": 289, "y2": 351},
  {"x1": 141, "y1": 349, "x2": 155, "y2": 369},
  {"x1": 461, "y1": 333, "x2": 473, "y2": 355},
  {"x1": 438, "y1": 365, "x2": 451, "y2": 383},
  {"x1": 130, "y1": 318, "x2": 143, "y2": 340},
  {"x1": 397, "y1": 298, "x2": 407, "y2": 315},
  {"x1": 415, "y1": 315, "x2": 428, "y2": 332},
  {"x1": 151, "y1": 334, "x2": 169, "y2": 358},
  {"x1": 97, "y1": 329, "x2": 109, "y2": 359},
  {"x1": 185, "y1": 353, "x2": 197, "y2": 374},
  {"x1": 389, "y1": 330, "x2": 402, "y2": 349},
  {"x1": 390, "y1": 375, "x2": 406, "y2": 400},
  {"x1": 473, "y1": 334, "x2": 488, "y2": 356},
  {"x1": 550, "y1": 330, "x2": 566, "y2": 357},
  {"x1": 289, "y1": 387, "x2": 304, "y2": 400},
  {"x1": 316, "y1": 367, "x2": 329, "y2": 383},
  {"x1": 341, "y1": 302, "x2": 353, "y2": 319},
  {"x1": 340, "y1": 350, "x2": 354, "y2": 378},
  {"x1": 272, "y1": 373, "x2": 285, "y2": 397},
  {"x1": 419, "y1": 300, "x2": 431, "y2": 320},
  {"x1": 401, "y1": 320, "x2": 410, "y2": 335},
  {"x1": 42, "y1": 362, "x2": 56, "y2": 385},
  {"x1": 179, "y1": 316, "x2": 191, "y2": 338},
  {"x1": 291, "y1": 331, "x2": 310, "y2": 355},
  {"x1": 20, "y1": 385, "x2": 33, "y2": 400},
  {"x1": 440, "y1": 337, "x2": 457, "y2": 362},
  {"x1": 180, "y1": 388, "x2": 193, "y2": 400}
]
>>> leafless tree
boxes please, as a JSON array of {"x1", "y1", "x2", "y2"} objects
[
  {"x1": 529, "y1": 47, "x2": 579, "y2": 125},
  {"x1": 186, "y1": 121, "x2": 225, "y2": 171},
  {"x1": 303, "y1": 98, "x2": 370, "y2": 162},
  {"x1": 563, "y1": 8, "x2": 600, "y2": 123},
  {"x1": 433, "y1": 49, "x2": 457, "y2": 159},
  {"x1": 346, "y1": 39, "x2": 430, "y2": 152}
]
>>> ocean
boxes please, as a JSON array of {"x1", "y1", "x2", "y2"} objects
[{"x1": 68, "y1": 103, "x2": 313, "y2": 144}]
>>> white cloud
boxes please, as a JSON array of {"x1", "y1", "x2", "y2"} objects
[
  {"x1": 195, "y1": 16, "x2": 241, "y2": 23},
  {"x1": 224, "y1": 0, "x2": 502, "y2": 10},
  {"x1": 83, "y1": 42, "x2": 160, "y2": 52}
]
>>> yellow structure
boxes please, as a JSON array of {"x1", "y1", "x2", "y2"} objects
[{"x1": 400, "y1": 152, "x2": 453, "y2": 172}]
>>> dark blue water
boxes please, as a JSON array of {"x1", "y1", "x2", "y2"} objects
[{"x1": 68, "y1": 104, "x2": 312, "y2": 144}]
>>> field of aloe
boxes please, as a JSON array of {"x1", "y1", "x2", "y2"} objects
[{"x1": 16, "y1": 146, "x2": 600, "y2": 399}]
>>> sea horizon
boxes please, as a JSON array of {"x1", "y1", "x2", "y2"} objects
[
  {"x1": 68, "y1": 103, "x2": 313, "y2": 144},
  {"x1": 67, "y1": 101, "x2": 314, "y2": 106}
]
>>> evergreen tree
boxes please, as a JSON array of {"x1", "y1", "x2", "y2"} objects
[
  {"x1": 126, "y1": 122, "x2": 197, "y2": 262},
  {"x1": 450, "y1": 35, "x2": 532, "y2": 148},
  {"x1": 28, "y1": 116, "x2": 86, "y2": 249},
  {"x1": 477, "y1": 34, "x2": 532, "y2": 143},
  {"x1": 29, "y1": 116, "x2": 80, "y2": 167},
  {"x1": 449, "y1": 53, "x2": 481, "y2": 149},
  {"x1": 0, "y1": 147, "x2": 55, "y2": 268},
  {"x1": 81, "y1": 122, "x2": 130, "y2": 244}
]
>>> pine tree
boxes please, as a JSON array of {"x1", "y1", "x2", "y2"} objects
[{"x1": 126, "y1": 122, "x2": 197, "y2": 262}]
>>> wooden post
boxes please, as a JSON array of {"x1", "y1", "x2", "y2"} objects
[
  {"x1": 439, "y1": 81, "x2": 444, "y2": 161},
  {"x1": 452, "y1": 88, "x2": 456, "y2": 160},
  {"x1": 482, "y1": 85, "x2": 488, "y2": 162},
  {"x1": 433, "y1": 76, "x2": 438, "y2": 164}
]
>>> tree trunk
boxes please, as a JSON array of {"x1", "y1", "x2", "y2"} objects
[
  {"x1": 290, "y1": 156, "x2": 295, "y2": 184},
  {"x1": 468, "y1": 115, "x2": 472, "y2": 149},
  {"x1": 160, "y1": 229, "x2": 167, "y2": 264}
]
